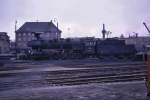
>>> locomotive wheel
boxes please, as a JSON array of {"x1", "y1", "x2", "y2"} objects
[
  {"x1": 96, "y1": 55, "x2": 104, "y2": 59},
  {"x1": 116, "y1": 55, "x2": 124, "y2": 60},
  {"x1": 126, "y1": 55, "x2": 135, "y2": 60}
]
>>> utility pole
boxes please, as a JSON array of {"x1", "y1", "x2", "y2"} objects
[
  {"x1": 15, "y1": 20, "x2": 18, "y2": 59},
  {"x1": 15, "y1": 20, "x2": 17, "y2": 32}
]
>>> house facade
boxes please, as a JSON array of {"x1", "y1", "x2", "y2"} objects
[
  {"x1": 0, "y1": 32, "x2": 10, "y2": 54},
  {"x1": 15, "y1": 21, "x2": 62, "y2": 49}
]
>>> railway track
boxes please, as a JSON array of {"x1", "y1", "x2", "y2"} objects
[
  {"x1": 0, "y1": 70, "x2": 146, "y2": 91},
  {"x1": 0, "y1": 62, "x2": 147, "y2": 91},
  {"x1": 0, "y1": 62, "x2": 146, "y2": 75},
  {"x1": 56, "y1": 62, "x2": 146, "y2": 68},
  {"x1": 46, "y1": 70, "x2": 146, "y2": 86}
]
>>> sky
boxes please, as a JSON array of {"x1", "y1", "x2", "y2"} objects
[{"x1": 0, "y1": 0, "x2": 150, "y2": 40}]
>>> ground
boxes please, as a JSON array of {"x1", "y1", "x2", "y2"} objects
[
  {"x1": 0, "y1": 81, "x2": 149, "y2": 100},
  {"x1": 0, "y1": 59, "x2": 149, "y2": 100}
]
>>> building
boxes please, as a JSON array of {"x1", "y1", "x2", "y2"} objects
[
  {"x1": 0, "y1": 32, "x2": 10, "y2": 54},
  {"x1": 122, "y1": 36, "x2": 150, "y2": 52},
  {"x1": 15, "y1": 21, "x2": 62, "y2": 50}
]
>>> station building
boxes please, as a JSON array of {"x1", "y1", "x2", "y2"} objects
[{"x1": 15, "y1": 21, "x2": 62, "y2": 51}]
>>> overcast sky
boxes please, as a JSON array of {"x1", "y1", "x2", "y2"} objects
[{"x1": 0, "y1": 0, "x2": 150, "y2": 40}]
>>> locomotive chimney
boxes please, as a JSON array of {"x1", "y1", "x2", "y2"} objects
[{"x1": 102, "y1": 24, "x2": 106, "y2": 39}]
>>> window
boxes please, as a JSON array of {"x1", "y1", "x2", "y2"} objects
[
  {"x1": 28, "y1": 33, "x2": 31, "y2": 36},
  {"x1": 23, "y1": 33, "x2": 26, "y2": 36},
  {"x1": 18, "y1": 38, "x2": 21, "y2": 41},
  {"x1": 28, "y1": 37, "x2": 31, "y2": 41},
  {"x1": 31, "y1": 37, "x2": 34, "y2": 40},
  {"x1": 18, "y1": 33, "x2": 21, "y2": 36},
  {"x1": 23, "y1": 38, "x2": 25, "y2": 41},
  {"x1": 32, "y1": 33, "x2": 34, "y2": 36}
]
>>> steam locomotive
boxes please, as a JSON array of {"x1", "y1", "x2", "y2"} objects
[{"x1": 27, "y1": 37, "x2": 136, "y2": 60}]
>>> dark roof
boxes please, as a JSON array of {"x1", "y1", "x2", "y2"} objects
[
  {"x1": 0, "y1": 32, "x2": 7, "y2": 35},
  {"x1": 16, "y1": 22, "x2": 62, "y2": 33}
]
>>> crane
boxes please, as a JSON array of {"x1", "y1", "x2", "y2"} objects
[{"x1": 143, "y1": 22, "x2": 150, "y2": 34}]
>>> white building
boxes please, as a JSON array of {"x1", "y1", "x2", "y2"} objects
[{"x1": 122, "y1": 36, "x2": 150, "y2": 52}]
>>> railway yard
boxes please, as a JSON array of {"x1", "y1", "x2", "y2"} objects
[{"x1": 0, "y1": 59, "x2": 149, "y2": 100}]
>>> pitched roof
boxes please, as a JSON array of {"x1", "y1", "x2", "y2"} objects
[{"x1": 16, "y1": 22, "x2": 62, "y2": 33}]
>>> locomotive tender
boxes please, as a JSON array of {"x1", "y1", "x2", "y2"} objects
[{"x1": 96, "y1": 38, "x2": 136, "y2": 59}]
